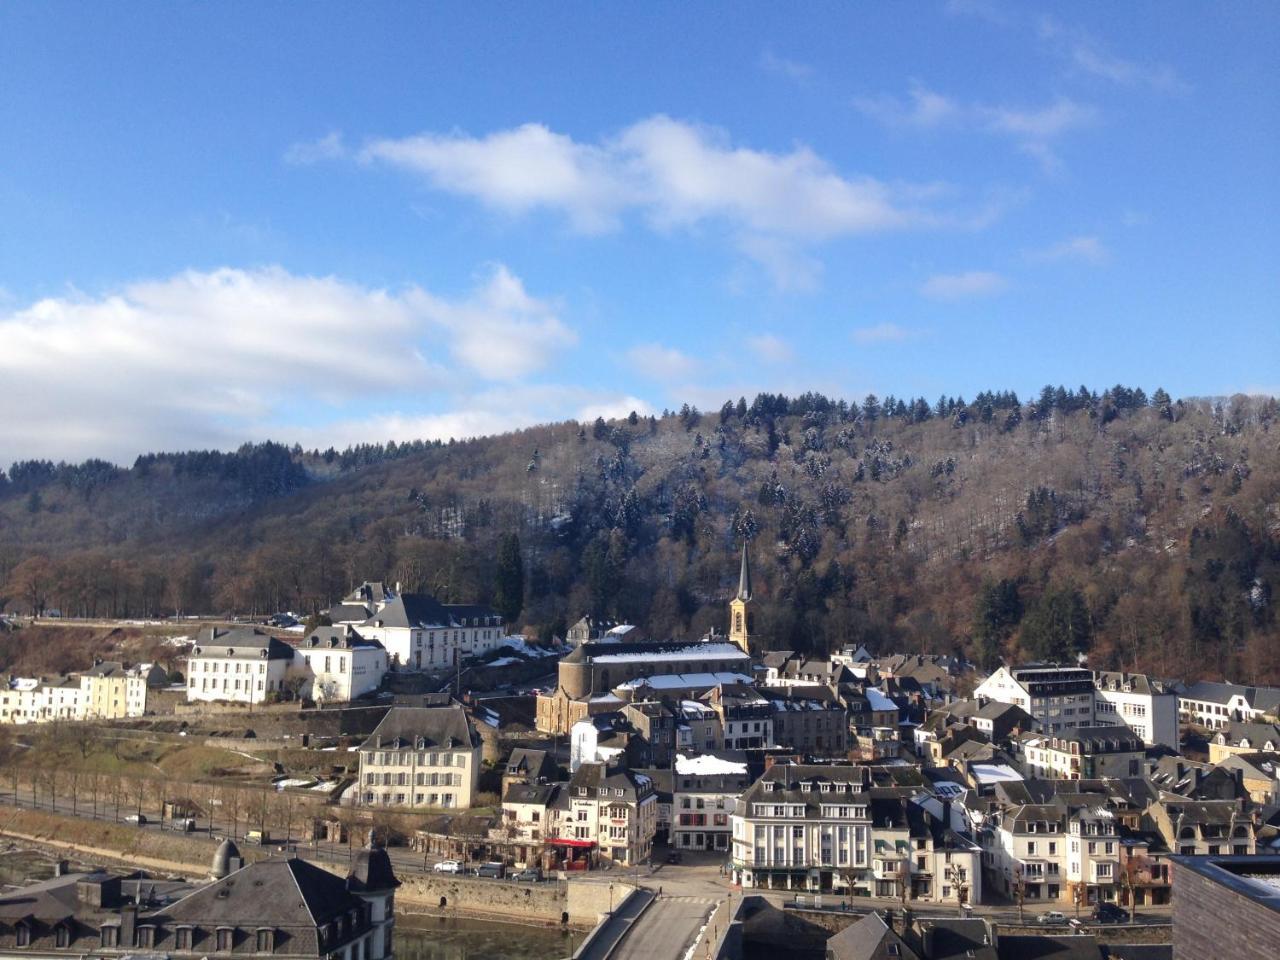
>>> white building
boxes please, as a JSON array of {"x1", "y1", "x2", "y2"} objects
[
  {"x1": 975, "y1": 666, "x2": 1096, "y2": 735},
  {"x1": 185, "y1": 627, "x2": 296, "y2": 704},
  {"x1": 329, "y1": 582, "x2": 507, "y2": 671},
  {"x1": 1092, "y1": 671, "x2": 1179, "y2": 747},
  {"x1": 1, "y1": 661, "x2": 149, "y2": 726},
  {"x1": 1177, "y1": 680, "x2": 1280, "y2": 731},
  {"x1": 672, "y1": 753, "x2": 750, "y2": 852},
  {"x1": 294, "y1": 626, "x2": 387, "y2": 703},
  {"x1": 731, "y1": 764, "x2": 873, "y2": 892}
]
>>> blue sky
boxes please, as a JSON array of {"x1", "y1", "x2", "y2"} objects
[{"x1": 1, "y1": 1, "x2": 1276, "y2": 463}]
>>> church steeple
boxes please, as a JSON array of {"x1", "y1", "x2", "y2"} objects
[{"x1": 729, "y1": 541, "x2": 754, "y2": 654}]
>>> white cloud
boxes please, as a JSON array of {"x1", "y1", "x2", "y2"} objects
[
  {"x1": 854, "y1": 82, "x2": 961, "y2": 129},
  {"x1": 1039, "y1": 16, "x2": 1187, "y2": 92},
  {"x1": 0, "y1": 265, "x2": 580, "y2": 463},
  {"x1": 978, "y1": 98, "x2": 1096, "y2": 140},
  {"x1": 746, "y1": 334, "x2": 794, "y2": 363},
  {"x1": 852, "y1": 322, "x2": 915, "y2": 344},
  {"x1": 284, "y1": 131, "x2": 346, "y2": 165},
  {"x1": 1027, "y1": 235, "x2": 1107, "y2": 263},
  {"x1": 361, "y1": 123, "x2": 629, "y2": 233},
  {"x1": 760, "y1": 49, "x2": 814, "y2": 82},
  {"x1": 410, "y1": 264, "x2": 576, "y2": 380},
  {"x1": 856, "y1": 84, "x2": 1096, "y2": 170},
  {"x1": 359, "y1": 115, "x2": 933, "y2": 289},
  {"x1": 920, "y1": 271, "x2": 1009, "y2": 300},
  {"x1": 578, "y1": 395, "x2": 654, "y2": 423},
  {"x1": 626, "y1": 342, "x2": 697, "y2": 381}
]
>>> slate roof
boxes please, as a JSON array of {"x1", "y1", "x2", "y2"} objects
[
  {"x1": 302, "y1": 626, "x2": 384, "y2": 650},
  {"x1": 191, "y1": 627, "x2": 295, "y2": 660},
  {"x1": 163, "y1": 857, "x2": 365, "y2": 937},
  {"x1": 360, "y1": 705, "x2": 477, "y2": 751},
  {"x1": 996, "y1": 935, "x2": 1103, "y2": 959},
  {"x1": 504, "y1": 781, "x2": 562, "y2": 806},
  {"x1": 825, "y1": 911, "x2": 920, "y2": 960},
  {"x1": 505, "y1": 747, "x2": 554, "y2": 779},
  {"x1": 737, "y1": 763, "x2": 870, "y2": 814},
  {"x1": 1180, "y1": 680, "x2": 1280, "y2": 713},
  {"x1": 567, "y1": 762, "x2": 654, "y2": 802}
]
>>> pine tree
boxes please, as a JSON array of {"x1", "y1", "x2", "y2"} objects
[{"x1": 493, "y1": 533, "x2": 525, "y2": 625}]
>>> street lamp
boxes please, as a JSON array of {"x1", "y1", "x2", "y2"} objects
[{"x1": 609, "y1": 882, "x2": 614, "y2": 916}]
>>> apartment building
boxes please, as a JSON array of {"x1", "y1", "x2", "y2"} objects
[
  {"x1": 671, "y1": 753, "x2": 750, "y2": 852},
  {"x1": 703, "y1": 683, "x2": 773, "y2": 750},
  {"x1": 985, "y1": 803, "x2": 1068, "y2": 902},
  {"x1": 870, "y1": 796, "x2": 984, "y2": 905},
  {"x1": 1, "y1": 661, "x2": 149, "y2": 725},
  {"x1": 1093, "y1": 671, "x2": 1179, "y2": 747},
  {"x1": 730, "y1": 764, "x2": 873, "y2": 892},
  {"x1": 766, "y1": 686, "x2": 849, "y2": 756},
  {"x1": 975, "y1": 666, "x2": 1097, "y2": 735},
  {"x1": 558, "y1": 762, "x2": 657, "y2": 866},
  {"x1": 1147, "y1": 798, "x2": 1258, "y2": 857},
  {"x1": 1020, "y1": 726, "x2": 1146, "y2": 781},
  {"x1": 356, "y1": 705, "x2": 481, "y2": 809}
]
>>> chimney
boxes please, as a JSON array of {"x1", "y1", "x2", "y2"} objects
[{"x1": 120, "y1": 904, "x2": 137, "y2": 948}]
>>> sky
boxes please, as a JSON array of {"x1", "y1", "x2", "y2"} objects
[{"x1": 1, "y1": 1, "x2": 1277, "y2": 465}]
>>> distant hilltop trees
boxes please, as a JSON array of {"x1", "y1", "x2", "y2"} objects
[{"x1": 0, "y1": 385, "x2": 1276, "y2": 687}]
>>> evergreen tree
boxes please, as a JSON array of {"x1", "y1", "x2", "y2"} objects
[{"x1": 493, "y1": 532, "x2": 525, "y2": 625}]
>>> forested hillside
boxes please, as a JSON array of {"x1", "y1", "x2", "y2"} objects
[{"x1": 2, "y1": 386, "x2": 1277, "y2": 685}]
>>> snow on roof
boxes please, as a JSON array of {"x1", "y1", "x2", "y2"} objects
[
  {"x1": 865, "y1": 688, "x2": 897, "y2": 712},
  {"x1": 589, "y1": 693, "x2": 624, "y2": 704},
  {"x1": 675, "y1": 753, "x2": 748, "y2": 776},
  {"x1": 591, "y1": 642, "x2": 748, "y2": 664},
  {"x1": 971, "y1": 763, "x2": 1024, "y2": 783},
  {"x1": 616, "y1": 671, "x2": 753, "y2": 690}
]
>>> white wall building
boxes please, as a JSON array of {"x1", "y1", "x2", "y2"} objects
[
  {"x1": 293, "y1": 626, "x2": 387, "y2": 703},
  {"x1": 731, "y1": 764, "x2": 873, "y2": 892},
  {"x1": 185, "y1": 628, "x2": 295, "y2": 704},
  {"x1": 1177, "y1": 680, "x2": 1280, "y2": 731},
  {"x1": 975, "y1": 666, "x2": 1096, "y2": 735},
  {"x1": 1092, "y1": 671, "x2": 1179, "y2": 747},
  {"x1": 330, "y1": 582, "x2": 506, "y2": 671},
  {"x1": 1, "y1": 662, "x2": 149, "y2": 726}
]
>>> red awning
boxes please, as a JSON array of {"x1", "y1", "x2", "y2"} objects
[{"x1": 547, "y1": 838, "x2": 597, "y2": 848}]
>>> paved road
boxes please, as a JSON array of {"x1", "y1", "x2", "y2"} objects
[
  {"x1": 610, "y1": 895, "x2": 718, "y2": 960},
  {"x1": 574, "y1": 889, "x2": 656, "y2": 960}
]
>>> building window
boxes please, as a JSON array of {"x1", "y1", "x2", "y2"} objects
[
  {"x1": 256, "y1": 928, "x2": 275, "y2": 953},
  {"x1": 216, "y1": 928, "x2": 235, "y2": 951},
  {"x1": 101, "y1": 926, "x2": 120, "y2": 948},
  {"x1": 176, "y1": 927, "x2": 194, "y2": 949},
  {"x1": 55, "y1": 925, "x2": 70, "y2": 948}
]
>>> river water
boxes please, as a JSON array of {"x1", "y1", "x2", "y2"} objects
[{"x1": 1, "y1": 848, "x2": 568, "y2": 960}]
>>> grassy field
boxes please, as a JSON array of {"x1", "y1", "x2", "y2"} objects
[{"x1": 11, "y1": 727, "x2": 272, "y2": 781}]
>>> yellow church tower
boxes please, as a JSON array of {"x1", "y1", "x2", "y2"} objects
[{"x1": 728, "y1": 541, "x2": 754, "y2": 654}]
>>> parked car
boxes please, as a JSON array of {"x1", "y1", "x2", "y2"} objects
[
  {"x1": 476, "y1": 862, "x2": 506, "y2": 879},
  {"x1": 1092, "y1": 903, "x2": 1130, "y2": 924},
  {"x1": 433, "y1": 859, "x2": 464, "y2": 874},
  {"x1": 246, "y1": 829, "x2": 269, "y2": 845},
  {"x1": 125, "y1": 813, "x2": 147, "y2": 825},
  {"x1": 1036, "y1": 912, "x2": 1069, "y2": 926},
  {"x1": 511, "y1": 868, "x2": 542, "y2": 883}
]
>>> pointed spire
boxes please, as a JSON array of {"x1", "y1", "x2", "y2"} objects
[{"x1": 737, "y1": 541, "x2": 752, "y2": 601}]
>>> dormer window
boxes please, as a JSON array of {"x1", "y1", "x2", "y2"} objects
[
  {"x1": 15, "y1": 922, "x2": 31, "y2": 947},
  {"x1": 256, "y1": 928, "x2": 276, "y2": 953},
  {"x1": 176, "y1": 926, "x2": 194, "y2": 949},
  {"x1": 55, "y1": 924, "x2": 71, "y2": 948},
  {"x1": 137, "y1": 926, "x2": 156, "y2": 949},
  {"x1": 100, "y1": 926, "x2": 120, "y2": 948}
]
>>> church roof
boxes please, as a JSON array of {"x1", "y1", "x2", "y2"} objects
[{"x1": 737, "y1": 542, "x2": 752, "y2": 601}]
